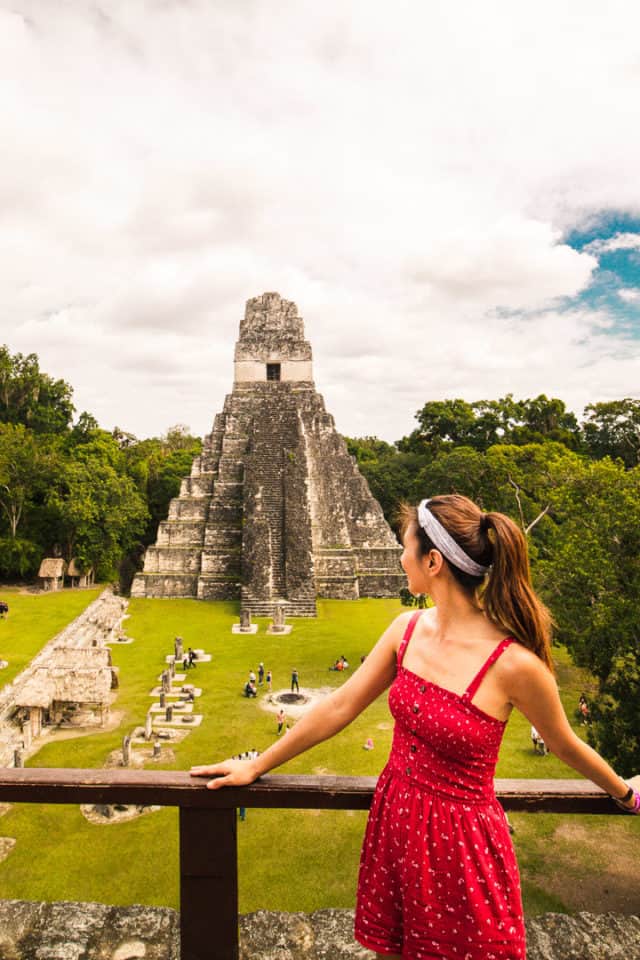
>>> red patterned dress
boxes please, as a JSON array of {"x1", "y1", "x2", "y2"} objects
[{"x1": 355, "y1": 611, "x2": 526, "y2": 959}]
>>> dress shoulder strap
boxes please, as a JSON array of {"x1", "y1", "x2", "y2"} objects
[
  {"x1": 463, "y1": 636, "x2": 515, "y2": 700},
  {"x1": 396, "y1": 610, "x2": 423, "y2": 667}
]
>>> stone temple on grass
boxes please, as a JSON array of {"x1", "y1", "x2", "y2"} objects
[{"x1": 131, "y1": 292, "x2": 404, "y2": 616}]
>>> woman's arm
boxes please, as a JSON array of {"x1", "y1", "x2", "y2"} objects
[
  {"x1": 190, "y1": 612, "x2": 412, "y2": 790},
  {"x1": 503, "y1": 646, "x2": 638, "y2": 809}
]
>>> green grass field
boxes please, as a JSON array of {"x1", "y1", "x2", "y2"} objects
[{"x1": 0, "y1": 594, "x2": 638, "y2": 916}]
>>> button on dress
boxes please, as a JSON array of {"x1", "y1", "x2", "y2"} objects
[{"x1": 355, "y1": 611, "x2": 526, "y2": 960}]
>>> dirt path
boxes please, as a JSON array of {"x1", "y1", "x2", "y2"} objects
[{"x1": 525, "y1": 818, "x2": 640, "y2": 914}]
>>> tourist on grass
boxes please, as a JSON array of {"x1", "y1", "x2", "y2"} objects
[
  {"x1": 0, "y1": 601, "x2": 8, "y2": 619},
  {"x1": 276, "y1": 708, "x2": 286, "y2": 735},
  {"x1": 530, "y1": 724, "x2": 548, "y2": 755},
  {"x1": 266, "y1": 669, "x2": 272, "y2": 691},
  {"x1": 258, "y1": 662, "x2": 265, "y2": 685},
  {"x1": 579, "y1": 697, "x2": 590, "y2": 724},
  {"x1": 249, "y1": 669, "x2": 256, "y2": 685},
  {"x1": 243, "y1": 681, "x2": 257, "y2": 698},
  {"x1": 187, "y1": 647, "x2": 197, "y2": 667},
  {"x1": 291, "y1": 667, "x2": 299, "y2": 692},
  {"x1": 363, "y1": 737, "x2": 374, "y2": 750},
  {"x1": 192, "y1": 493, "x2": 640, "y2": 960}
]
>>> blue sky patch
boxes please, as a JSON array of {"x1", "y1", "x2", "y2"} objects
[{"x1": 563, "y1": 213, "x2": 640, "y2": 338}]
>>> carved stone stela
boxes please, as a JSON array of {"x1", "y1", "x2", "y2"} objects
[{"x1": 131, "y1": 292, "x2": 404, "y2": 616}]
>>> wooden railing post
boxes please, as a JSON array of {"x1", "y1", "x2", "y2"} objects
[{"x1": 179, "y1": 806, "x2": 239, "y2": 960}]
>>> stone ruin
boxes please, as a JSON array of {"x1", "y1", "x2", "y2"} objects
[
  {"x1": 0, "y1": 589, "x2": 126, "y2": 766},
  {"x1": 132, "y1": 292, "x2": 405, "y2": 617}
]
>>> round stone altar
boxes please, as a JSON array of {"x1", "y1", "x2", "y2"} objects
[{"x1": 261, "y1": 687, "x2": 333, "y2": 718}]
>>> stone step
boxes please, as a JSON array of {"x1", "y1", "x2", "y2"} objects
[
  {"x1": 156, "y1": 521, "x2": 206, "y2": 547},
  {"x1": 240, "y1": 597, "x2": 317, "y2": 617},
  {"x1": 168, "y1": 498, "x2": 211, "y2": 522},
  {"x1": 131, "y1": 573, "x2": 199, "y2": 598},
  {"x1": 179, "y1": 475, "x2": 215, "y2": 498},
  {"x1": 142, "y1": 547, "x2": 202, "y2": 575},
  {"x1": 197, "y1": 576, "x2": 241, "y2": 601}
]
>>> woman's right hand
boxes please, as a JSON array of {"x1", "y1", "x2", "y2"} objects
[{"x1": 189, "y1": 758, "x2": 260, "y2": 790}]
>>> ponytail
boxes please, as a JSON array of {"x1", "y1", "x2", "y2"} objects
[
  {"x1": 399, "y1": 495, "x2": 554, "y2": 673},
  {"x1": 482, "y1": 512, "x2": 554, "y2": 674}
]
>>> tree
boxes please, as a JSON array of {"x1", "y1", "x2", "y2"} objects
[
  {"x1": 539, "y1": 459, "x2": 640, "y2": 772},
  {"x1": 0, "y1": 346, "x2": 74, "y2": 433},
  {"x1": 0, "y1": 424, "x2": 49, "y2": 538},
  {"x1": 400, "y1": 399, "x2": 478, "y2": 456},
  {"x1": 47, "y1": 434, "x2": 148, "y2": 578},
  {"x1": 400, "y1": 394, "x2": 582, "y2": 456},
  {"x1": 510, "y1": 395, "x2": 582, "y2": 450},
  {"x1": 582, "y1": 399, "x2": 640, "y2": 468}
]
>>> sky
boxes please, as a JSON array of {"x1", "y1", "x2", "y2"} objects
[{"x1": 1, "y1": 0, "x2": 640, "y2": 443}]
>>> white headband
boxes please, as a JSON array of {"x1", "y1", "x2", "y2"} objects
[{"x1": 417, "y1": 499, "x2": 490, "y2": 577}]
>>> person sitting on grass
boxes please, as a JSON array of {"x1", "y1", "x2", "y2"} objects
[
  {"x1": 243, "y1": 680, "x2": 257, "y2": 698},
  {"x1": 192, "y1": 493, "x2": 640, "y2": 960}
]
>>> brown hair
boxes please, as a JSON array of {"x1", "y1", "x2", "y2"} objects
[{"x1": 398, "y1": 494, "x2": 554, "y2": 673}]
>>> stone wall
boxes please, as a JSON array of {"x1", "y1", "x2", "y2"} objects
[{"x1": 0, "y1": 902, "x2": 638, "y2": 960}]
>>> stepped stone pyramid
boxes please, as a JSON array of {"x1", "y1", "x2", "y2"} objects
[{"x1": 131, "y1": 292, "x2": 404, "y2": 616}]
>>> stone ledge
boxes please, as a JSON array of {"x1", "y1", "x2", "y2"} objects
[{"x1": 0, "y1": 902, "x2": 639, "y2": 959}]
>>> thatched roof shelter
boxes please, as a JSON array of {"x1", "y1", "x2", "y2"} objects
[
  {"x1": 14, "y1": 660, "x2": 112, "y2": 710},
  {"x1": 14, "y1": 675, "x2": 54, "y2": 710},
  {"x1": 52, "y1": 646, "x2": 111, "y2": 668},
  {"x1": 67, "y1": 559, "x2": 93, "y2": 577},
  {"x1": 38, "y1": 558, "x2": 66, "y2": 579},
  {"x1": 46, "y1": 667, "x2": 112, "y2": 703}
]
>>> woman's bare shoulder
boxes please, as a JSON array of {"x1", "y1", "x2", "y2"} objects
[
  {"x1": 495, "y1": 640, "x2": 555, "y2": 694},
  {"x1": 383, "y1": 608, "x2": 428, "y2": 651}
]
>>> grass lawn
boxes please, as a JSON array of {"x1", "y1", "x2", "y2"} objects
[
  {"x1": 0, "y1": 587, "x2": 102, "y2": 687},
  {"x1": 0, "y1": 596, "x2": 637, "y2": 916}
]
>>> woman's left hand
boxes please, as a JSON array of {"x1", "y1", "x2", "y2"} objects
[{"x1": 616, "y1": 774, "x2": 640, "y2": 813}]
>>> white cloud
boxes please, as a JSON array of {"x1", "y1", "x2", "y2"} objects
[
  {"x1": 1, "y1": 1, "x2": 640, "y2": 441},
  {"x1": 618, "y1": 288, "x2": 640, "y2": 303},
  {"x1": 585, "y1": 234, "x2": 640, "y2": 255}
]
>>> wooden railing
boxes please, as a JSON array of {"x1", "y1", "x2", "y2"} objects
[{"x1": 0, "y1": 769, "x2": 627, "y2": 960}]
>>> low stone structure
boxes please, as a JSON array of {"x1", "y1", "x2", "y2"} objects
[
  {"x1": 0, "y1": 902, "x2": 637, "y2": 960},
  {"x1": 67, "y1": 558, "x2": 95, "y2": 588},
  {"x1": 37, "y1": 557, "x2": 66, "y2": 591},
  {"x1": 132, "y1": 293, "x2": 405, "y2": 617}
]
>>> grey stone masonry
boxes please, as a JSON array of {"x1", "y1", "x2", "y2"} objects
[
  {"x1": 131, "y1": 293, "x2": 405, "y2": 615},
  {"x1": 0, "y1": 902, "x2": 638, "y2": 960}
]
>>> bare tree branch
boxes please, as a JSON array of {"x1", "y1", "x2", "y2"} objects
[
  {"x1": 507, "y1": 475, "x2": 526, "y2": 532},
  {"x1": 525, "y1": 504, "x2": 550, "y2": 535}
]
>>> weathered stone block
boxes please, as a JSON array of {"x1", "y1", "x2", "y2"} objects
[
  {"x1": 168, "y1": 498, "x2": 209, "y2": 521},
  {"x1": 1, "y1": 903, "x2": 638, "y2": 960}
]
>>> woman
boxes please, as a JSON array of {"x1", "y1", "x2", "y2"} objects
[{"x1": 191, "y1": 494, "x2": 639, "y2": 959}]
